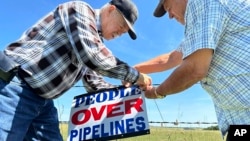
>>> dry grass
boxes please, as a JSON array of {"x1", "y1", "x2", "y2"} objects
[{"x1": 60, "y1": 124, "x2": 226, "y2": 141}]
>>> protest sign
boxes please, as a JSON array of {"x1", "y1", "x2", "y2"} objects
[{"x1": 67, "y1": 85, "x2": 150, "y2": 141}]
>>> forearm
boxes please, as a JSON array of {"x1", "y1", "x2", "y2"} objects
[
  {"x1": 156, "y1": 62, "x2": 203, "y2": 95},
  {"x1": 82, "y1": 69, "x2": 115, "y2": 92},
  {"x1": 95, "y1": 60, "x2": 139, "y2": 83},
  {"x1": 143, "y1": 49, "x2": 213, "y2": 99},
  {"x1": 156, "y1": 49, "x2": 212, "y2": 96},
  {"x1": 134, "y1": 50, "x2": 182, "y2": 74}
]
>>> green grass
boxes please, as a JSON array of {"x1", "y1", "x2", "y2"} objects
[{"x1": 60, "y1": 124, "x2": 226, "y2": 141}]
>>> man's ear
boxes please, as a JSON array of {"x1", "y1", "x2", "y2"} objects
[{"x1": 108, "y1": 4, "x2": 116, "y2": 13}]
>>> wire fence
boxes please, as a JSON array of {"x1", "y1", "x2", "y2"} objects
[
  {"x1": 147, "y1": 121, "x2": 218, "y2": 128},
  {"x1": 60, "y1": 121, "x2": 218, "y2": 128}
]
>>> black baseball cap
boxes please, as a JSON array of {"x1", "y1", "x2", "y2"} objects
[
  {"x1": 154, "y1": 0, "x2": 166, "y2": 17},
  {"x1": 109, "y1": 0, "x2": 138, "y2": 40}
]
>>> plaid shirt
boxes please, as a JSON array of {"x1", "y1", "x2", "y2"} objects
[
  {"x1": 4, "y1": 1, "x2": 139, "y2": 99},
  {"x1": 177, "y1": 0, "x2": 250, "y2": 137}
]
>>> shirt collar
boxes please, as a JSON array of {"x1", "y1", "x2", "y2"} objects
[
  {"x1": 95, "y1": 9, "x2": 103, "y2": 41},
  {"x1": 95, "y1": 10, "x2": 102, "y2": 33}
]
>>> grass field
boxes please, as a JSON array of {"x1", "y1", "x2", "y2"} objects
[{"x1": 60, "y1": 124, "x2": 226, "y2": 141}]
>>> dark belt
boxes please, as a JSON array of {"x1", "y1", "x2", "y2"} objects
[
  {"x1": 0, "y1": 68, "x2": 18, "y2": 82},
  {"x1": 0, "y1": 51, "x2": 20, "y2": 82}
]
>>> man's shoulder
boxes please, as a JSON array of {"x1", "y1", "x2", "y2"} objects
[
  {"x1": 61, "y1": 0, "x2": 94, "y2": 10},
  {"x1": 60, "y1": 0, "x2": 95, "y2": 16}
]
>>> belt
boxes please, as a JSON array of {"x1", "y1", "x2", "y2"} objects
[
  {"x1": 0, "y1": 67, "x2": 19, "y2": 82},
  {"x1": 0, "y1": 51, "x2": 20, "y2": 82}
]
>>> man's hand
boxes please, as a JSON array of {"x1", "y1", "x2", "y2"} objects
[
  {"x1": 121, "y1": 73, "x2": 152, "y2": 90},
  {"x1": 136, "y1": 73, "x2": 152, "y2": 90}
]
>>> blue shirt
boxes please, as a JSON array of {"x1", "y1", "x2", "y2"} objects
[
  {"x1": 4, "y1": 1, "x2": 139, "y2": 99},
  {"x1": 177, "y1": 0, "x2": 250, "y2": 137}
]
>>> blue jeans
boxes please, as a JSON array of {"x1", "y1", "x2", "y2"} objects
[{"x1": 0, "y1": 76, "x2": 63, "y2": 141}]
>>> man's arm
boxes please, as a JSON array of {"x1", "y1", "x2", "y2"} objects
[
  {"x1": 145, "y1": 49, "x2": 213, "y2": 98},
  {"x1": 134, "y1": 50, "x2": 183, "y2": 74},
  {"x1": 82, "y1": 68, "x2": 115, "y2": 92}
]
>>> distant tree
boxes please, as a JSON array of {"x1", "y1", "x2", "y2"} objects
[{"x1": 204, "y1": 125, "x2": 219, "y2": 130}]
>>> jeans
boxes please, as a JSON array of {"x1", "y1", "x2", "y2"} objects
[{"x1": 0, "y1": 76, "x2": 63, "y2": 141}]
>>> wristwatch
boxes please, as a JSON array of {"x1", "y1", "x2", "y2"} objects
[{"x1": 154, "y1": 87, "x2": 166, "y2": 99}]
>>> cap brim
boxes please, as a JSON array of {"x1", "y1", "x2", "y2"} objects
[
  {"x1": 122, "y1": 17, "x2": 137, "y2": 40},
  {"x1": 154, "y1": 0, "x2": 166, "y2": 17}
]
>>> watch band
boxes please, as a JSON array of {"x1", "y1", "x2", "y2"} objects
[{"x1": 154, "y1": 87, "x2": 165, "y2": 99}]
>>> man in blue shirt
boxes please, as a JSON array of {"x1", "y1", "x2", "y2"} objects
[{"x1": 135, "y1": 0, "x2": 250, "y2": 140}]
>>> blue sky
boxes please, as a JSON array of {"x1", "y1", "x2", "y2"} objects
[{"x1": 1, "y1": 0, "x2": 217, "y2": 127}]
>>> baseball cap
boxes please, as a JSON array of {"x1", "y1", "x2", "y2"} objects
[
  {"x1": 109, "y1": 0, "x2": 138, "y2": 40},
  {"x1": 154, "y1": 0, "x2": 166, "y2": 17}
]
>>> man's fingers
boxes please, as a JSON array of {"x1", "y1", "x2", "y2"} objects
[
  {"x1": 122, "y1": 81, "x2": 132, "y2": 87},
  {"x1": 139, "y1": 85, "x2": 153, "y2": 91}
]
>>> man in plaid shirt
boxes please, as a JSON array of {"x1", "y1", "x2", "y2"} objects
[{"x1": 0, "y1": 0, "x2": 151, "y2": 140}]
